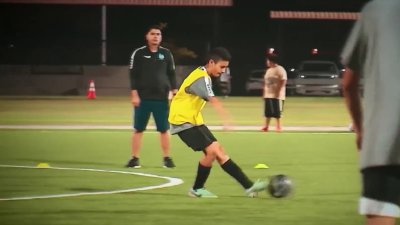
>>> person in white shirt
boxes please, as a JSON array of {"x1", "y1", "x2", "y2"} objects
[{"x1": 261, "y1": 54, "x2": 287, "y2": 132}]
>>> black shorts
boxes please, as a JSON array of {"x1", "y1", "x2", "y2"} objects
[
  {"x1": 133, "y1": 100, "x2": 169, "y2": 132},
  {"x1": 177, "y1": 125, "x2": 217, "y2": 151},
  {"x1": 361, "y1": 166, "x2": 400, "y2": 206},
  {"x1": 264, "y1": 98, "x2": 281, "y2": 118}
]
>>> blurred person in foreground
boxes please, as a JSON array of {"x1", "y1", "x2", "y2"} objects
[
  {"x1": 126, "y1": 24, "x2": 178, "y2": 168},
  {"x1": 261, "y1": 53, "x2": 287, "y2": 132},
  {"x1": 341, "y1": 0, "x2": 400, "y2": 224},
  {"x1": 169, "y1": 47, "x2": 268, "y2": 198}
]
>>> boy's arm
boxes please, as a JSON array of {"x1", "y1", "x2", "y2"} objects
[
  {"x1": 276, "y1": 79, "x2": 286, "y2": 97},
  {"x1": 276, "y1": 67, "x2": 287, "y2": 96},
  {"x1": 208, "y1": 96, "x2": 233, "y2": 130},
  {"x1": 188, "y1": 77, "x2": 232, "y2": 129}
]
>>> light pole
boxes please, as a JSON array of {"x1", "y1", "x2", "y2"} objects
[{"x1": 101, "y1": 5, "x2": 107, "y2": 65}]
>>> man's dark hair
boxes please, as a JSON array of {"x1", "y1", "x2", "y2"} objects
[
  {"x1": 205, "y1": 47, "x2": 231, "y2": 63},
  {"x1": 266, "y1": 53, "x2": 279, "y2": 64},
  {"x1": 145, "y1": 24, "x2": 163, "y2": 34}
]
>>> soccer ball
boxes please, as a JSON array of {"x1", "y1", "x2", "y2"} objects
[{"x1": 267, "y1": 174, "x2": 293, "y2": 198}]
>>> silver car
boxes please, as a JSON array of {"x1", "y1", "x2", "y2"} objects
[
  {"x1": 245, "y1": 69, "x2": 265, "y2": 95},
  {"x1": 245, "y1": 69, "x2": 296, "y2": 96},
  {"x1": 293, "y1": 60, "x2": 341, "y2": 96}
]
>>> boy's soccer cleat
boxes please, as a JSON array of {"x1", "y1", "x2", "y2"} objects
[
  {"x1": 126, "y1": 157, "x2": 141, "y2": 168},
  {"x1": 261, "y1": 127, "x2": 269, "y2": 132},
  {"x1": 163, "y1": 157, "x2": 176, "y2": 168},
  {"x1": 245, "y1": 179, "x2": 268, "y2": 198},
  {"x1": 188, "y1": 188, "x2": 218, "y2": 198}
]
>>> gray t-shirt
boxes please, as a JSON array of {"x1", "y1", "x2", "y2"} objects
[
  {"x1": 170, "y1": 75, "x2": 214, "y2": 134},
  {"x1": 341, "y1": 0, "x2": 400, "y2": 169}
]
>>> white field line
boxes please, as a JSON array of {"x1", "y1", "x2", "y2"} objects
[{"x1": 0, "y1": 164, "x2": 184, "y2": 201}]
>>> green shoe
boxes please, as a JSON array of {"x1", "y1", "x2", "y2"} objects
[
  {"x1": 245, "y1": 179, "x2": 268, "y2": 198},
  {"x1": 189, "y1": 188, "x2": 218, "y2": 198}
]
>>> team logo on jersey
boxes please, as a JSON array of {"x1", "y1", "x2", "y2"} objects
[{"x1": 158, "y1": 53, "x2": 165, "y2": 60}]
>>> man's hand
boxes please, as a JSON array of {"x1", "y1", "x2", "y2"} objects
[
  {"x1": 131, "y1": 90, "x2": 140, "y2": 107},
  {"x1": 132, "y1": 96, "x2": 140, "y2": 107}
]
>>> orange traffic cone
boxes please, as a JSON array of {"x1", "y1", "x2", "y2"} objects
[{"x1": 87, "y1": 80, "x2": 96, "y2": 99}]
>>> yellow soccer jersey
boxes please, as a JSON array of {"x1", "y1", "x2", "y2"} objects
[{"x1": 169, "y1": 67, "x2": 214, "y2": 126}]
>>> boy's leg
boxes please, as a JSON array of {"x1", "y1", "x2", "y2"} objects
[
  {"x1": 177, "y1": 125, "x2": 217, "y2": 193},
  {"x1": 221, "y1": 158, "x2": 253, "y2": 189},
  {"x1": 205, "y1": 142, "x2": 253, "y2": 188},
  {"x1": 210, "y1": 144, "x2": 267, "y2": 196},
  {"x1": 262, "y1": 98, "x2": 269, "y2": 131},
  {"x1": 193, "y1": 162, "x2": 212, "y2": 190},
  {"x1": 276, "y1": 118, "x2": 281, "y2": 132},
  {"x1": 273, "y1": 98, "x2": 282, "y2": 132},
  {"x1": 263, "y1": 98, "x2": 278, "y2": 132},
  {"x1": 190, "y1": 153, "x2": 217, "y2": 198},
  {"x1": 262, "y1": 117, "x2": 271, "y2": 131}
]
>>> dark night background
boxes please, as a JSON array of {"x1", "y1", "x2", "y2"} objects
[{"x1": 0, "y1": 0, "x2": 369, "y2": 94}]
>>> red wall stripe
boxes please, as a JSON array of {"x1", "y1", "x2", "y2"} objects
[{"x1": 270, "y1": 11, "x2": 360, "y2": 20}]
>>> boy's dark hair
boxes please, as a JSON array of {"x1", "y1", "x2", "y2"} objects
[
  {"x1": 266, "y1": 53, "x2": 279, "y2": 64},
  {"x1": 205, "y1": 47, "x2": 231, "y2": 63}
]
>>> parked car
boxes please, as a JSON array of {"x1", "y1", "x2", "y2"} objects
[
  {"x1": 218, "y1": 67, "x2": 231, "y2": 96},
  {"x1": 245, "y1": 69, "x2": 265, "y2": 95},
  {"x1": 293, "y1": 60, "x2": 341, "y2": 96},
  {"x1": 244, "y1": 69, "x2": 295, "y2": 96}
]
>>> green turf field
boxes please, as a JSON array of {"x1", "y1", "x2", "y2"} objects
[
  {"x1": 0, "y1": 96, "x2": 372, "y2": 225},
  {"x1": 0, "y1": 96, "x2": 350, "y2": 126},
  {"x1": 0, "y1": 130, "x2": 362, "y2": 225}
]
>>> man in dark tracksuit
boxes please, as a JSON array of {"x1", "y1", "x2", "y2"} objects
[{"x1": 126, "y1": 25, "x2": 178, "y2": 168}]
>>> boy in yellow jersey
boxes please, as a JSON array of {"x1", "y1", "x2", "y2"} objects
[{"x1": 169, "y1": 47, "x2": 268, "y2": 198}]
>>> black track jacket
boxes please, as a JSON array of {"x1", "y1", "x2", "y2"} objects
[{"x1": 129, "y1": 46, "x2": 177, "y2": 100}]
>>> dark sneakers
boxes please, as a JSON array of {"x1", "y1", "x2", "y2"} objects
[
  {"x1": 163, "y1": 157, "x2": 176, "y2": 168},
  {"x1": 126, "y1": 157, "x2": 141, "y2": 168},
  {"x1": 126, "y1": 157, "x2": 176, "y2": 168}
]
